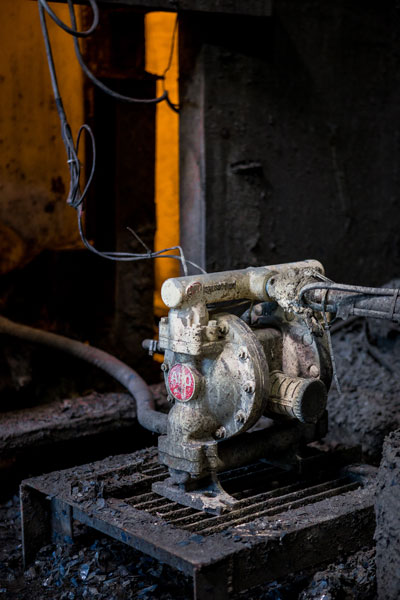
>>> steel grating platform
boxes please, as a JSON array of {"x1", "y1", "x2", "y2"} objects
[{"x1": 20, "y1": 447, "x2": 377, "y2": 599}]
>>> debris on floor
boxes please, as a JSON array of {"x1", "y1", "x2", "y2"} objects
[
  {"x1": 299, "y1": 548, "x2": 376, "y2": 600},
  {"x1": 327, "y1": 297, "x2": 400, "y2": 464},
  {"x1": 0, "y1": 494, "x2": 192, "y2": 600},
  {"x1": 374, "y1": 428, "x2": 400, "y2": 600}
]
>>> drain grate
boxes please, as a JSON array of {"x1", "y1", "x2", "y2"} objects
[
  {"x1": 125, "y1": 467, "x2": 361, "y2": 536},
  {"x1": 21, "y1": 447, "x2": 376, "y2": 600}
]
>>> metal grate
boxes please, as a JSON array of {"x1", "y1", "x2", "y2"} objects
[
  {"x1": 122, "y1": 461, "x2": 361, "y2": 536},
  {"x1": 21, "y1": 447, "x2": 376, "y2": 600}
]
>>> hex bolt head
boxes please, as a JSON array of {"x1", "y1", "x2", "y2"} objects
[
  {"x1": 160, "y1": 317, "x2": 168, "y2": 324},
  {"x1": 161, "y1": 362, "x2": 169, "y2": 372},
  {"x1": 208, "y1": 320, "x2": 218, "y2": 328},
  {"x1": 238, "y1": 347, "x2": 248, "y2": 360},
  {"x1": 302, "y1": 332, "x2": 313, "y2": 347},
  {"x1": 235, "y1": 410, "x2": 246, "y2": 423},
  {"x1": 244, "y1": 382, "x2": 254, "y2": 394},
  {"x1": 309, "y1": 364, "x2": 319, "y2": 378},
  {"x1": 253, "y1": 304, "x2": 263, "y2": 316},
  {"x1": 215, "y1": 426, "x2": 226, "y2": 439},
  {"x1": 219, "y1": 322, "x2": 229, "y2": 335}
]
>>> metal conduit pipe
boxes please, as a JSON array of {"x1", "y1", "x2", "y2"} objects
[
  {"x1": 0, "y1": 315, "x2": 167, "y2": 435},
  {"x1": 300, "y1": 283, "x2": 400, "y2": 321}
]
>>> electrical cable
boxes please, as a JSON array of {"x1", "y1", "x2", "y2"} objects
[
  {"x1": 38, "y1": 0, "x2": 205, "y2": 275},
  {"x1": 38, "y1": 0, "x2": 99, "y2": 37},
  {"x1": 321, "y1": 290, "x2": 342, "y2": 395},
  {"x1": 77, "y1": 207, "x2": 206, "y2": 275},
  {"x1": 160, "y1": 14, "x2": 180, "y2": 112},
  {"x1": 38, "y1": 0, "x2": 86, "y2": 210},
  {"x1": 66, "y1": 0, "x2": 174, "y2": 109}
]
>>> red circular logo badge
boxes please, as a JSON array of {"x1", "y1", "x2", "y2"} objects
[{"x1": 168, "y1": 364, "x2": 195, "y2": 402}]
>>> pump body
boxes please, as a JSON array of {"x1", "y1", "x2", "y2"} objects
[{"x1": 152, "y1": 261, "x2": 333, "y2": 511}]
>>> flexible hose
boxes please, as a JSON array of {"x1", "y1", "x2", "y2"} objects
[{"x1": 0, "y1": 315, "x2": 167, "y2": 435}]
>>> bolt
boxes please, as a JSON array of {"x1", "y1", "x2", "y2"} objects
[
  {"x1": 244, "y1": 382, "x2": 254, "y2": 394},
  {"x1": 309, "y1": 364, "x2": 319, "y2": 378},
  {"x1": 167, "y1": 394, "x2": 174, "y2": 404},
  {"x1": 219, "y1": 322, "x2": 229, "y2": 335},
  {"x1": 208, "y1": 319, "x2": 218, "y2": 328},
  {"x1": 235, "y1": 410, "x2": 246, "y2": 423},
  {"x1": 238, "y1": 347, "x2": 248, "y2": 360},
  {"x1": 161, "y1": 362, "x2": 169, "y2": 372},
  {"x1": 160, "y1": 317, "x2": 168, "y2": 324},
  {"x1": 215, "y1": 426, "x2": 226, "y2": 439},
  {"x1": 302, "y1": 332, "x2": 313, "y2": 347}
]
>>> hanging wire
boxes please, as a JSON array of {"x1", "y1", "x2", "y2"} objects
[
  {"x1": 39, "y1": 0, "x2": 177, "y2": 109},
  {"x1": 38, "y1": 0, "x2": 87, "y2": 210},
  {"x1": 160, "y1": 14, "x2": 180, "y2": 112},
  {"x1": 76, "y1": 207, "x2": 206, "y2": 275},
  {"x1": 65, "y1": 0, "x2": 176, "y2": 109},
  {"x1": 38, "y1": 0, "x2": 99, "y2": 37},
  {"x1": 38, "y1": 0, "x2": 204, "y2": 275}
]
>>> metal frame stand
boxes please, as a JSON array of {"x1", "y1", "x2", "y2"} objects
[{"x1": 21, "y1": 447, "x2": 376, "y2": 599}]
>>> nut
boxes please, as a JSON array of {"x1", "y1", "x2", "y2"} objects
[
  {"x1": 161, "y1": 362, "x2": 169, "y2": 372},
  {"x1": 302, "y1": 332, "x2": 313, "y2": 347},
  {"x1": 215, "y1": 426, "x2": 226, "y2": 439},
  {"x1": 309, "y1": 364, "x2": 319, "y2": 378},
  {"x1": 235, "y1": 410, "x2": 246, "y2": 423},
  {"x1": 219, "y1": 322, "x2": 229, "y2": 335},
  {"x1": 238, "y1": 347, "x2": 248, "y2": 360},
  {"x1": 244, "y1": 382, "x2": 254, "y2": 394}
]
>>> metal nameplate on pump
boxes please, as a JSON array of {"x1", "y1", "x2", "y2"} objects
[{"x1": 168, "y1": 364, "x2": 196, "y2": 402}]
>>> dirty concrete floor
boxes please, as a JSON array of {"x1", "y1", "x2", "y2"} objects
[
  {"x1": 374, "y1": 429, "x2": 400, "y2": 600},
  {"x1": 327, "y1": 306, "x2": 400, "y2": 464}
]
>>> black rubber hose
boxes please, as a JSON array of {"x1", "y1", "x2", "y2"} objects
[{"x1": 0, "y1": 315, "x2": 167, "y2": 435}]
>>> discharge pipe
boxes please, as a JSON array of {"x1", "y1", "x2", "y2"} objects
[
  {"x1": 299, "y1": 282, "x2": 400, "y2": 321},
  {"x1": 0, "y1": 315, "x2": 167, "y2": 435}
]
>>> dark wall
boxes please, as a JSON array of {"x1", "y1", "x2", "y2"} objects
[{"x1": 180, "y1": 0, "x2": 400, "y2": 286}]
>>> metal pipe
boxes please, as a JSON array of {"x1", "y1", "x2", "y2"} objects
[
  {"x1": 0, "y1": 315, "x2": 167, "y2": 434},
  {"x1": 300, "y1": 283, "x2": 400, "y2": 321},
  {"x1": 161, "y1": 260, "x2": 324, "y2": 309}
]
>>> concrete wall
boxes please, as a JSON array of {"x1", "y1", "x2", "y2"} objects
[{"x1": 179, "y1": 0, "x2": 400, "y2": 286}]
